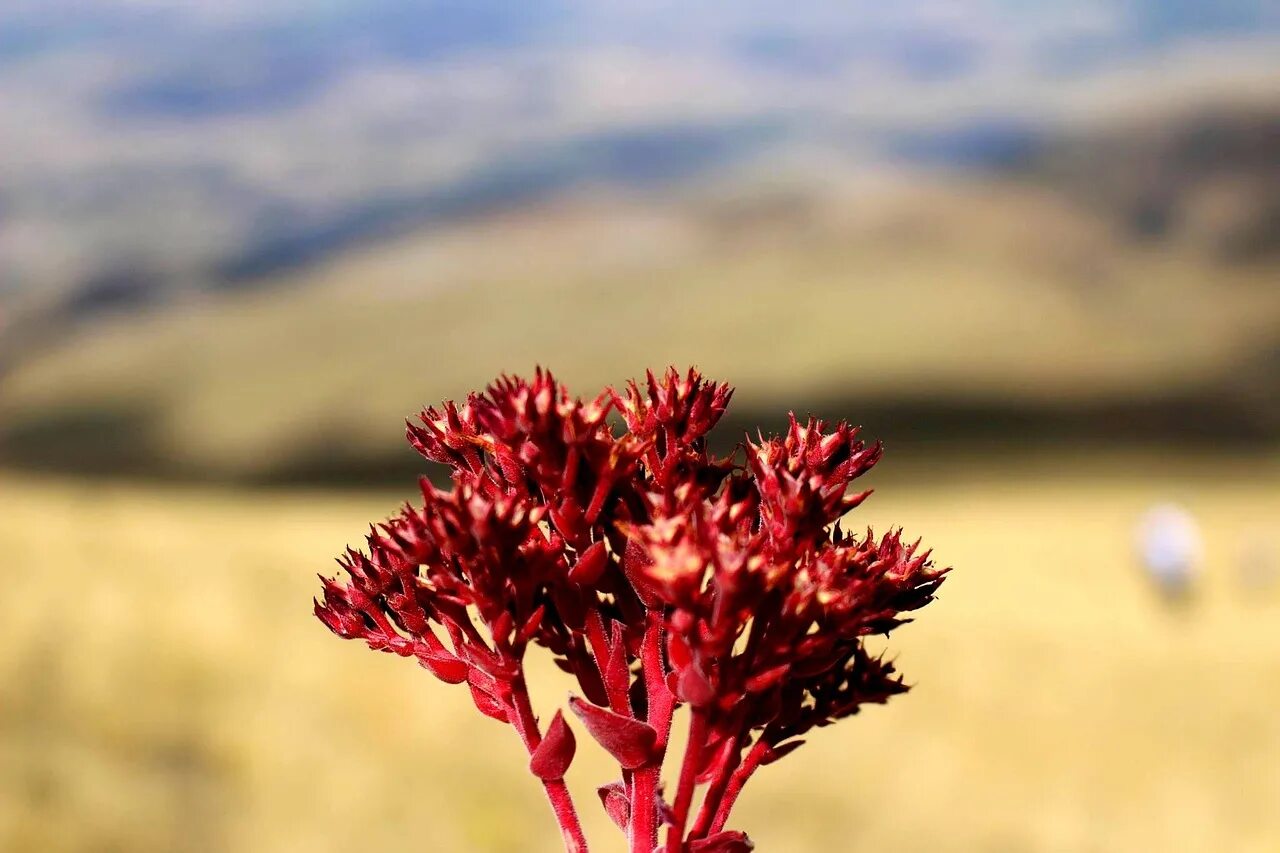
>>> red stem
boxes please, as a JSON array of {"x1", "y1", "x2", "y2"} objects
[
  {"x1": 632, "y1": 610, "x2": 675, "y2": 853},
  {"x1": 583, "y1": 609, "x2": 638, "y2": 843},
  {"x1": 508, "y1": 669, "x2": 590, "y2": 853},
  {"x1": 630, "y1": 763, "x2": 659, "y2": 853},
  {"x1": 688, "y1": 734, "x2": 739, "y2": 840},
  {"x1": 664, "y1": 708, "x2": 708, "y2": 852},
  {"x1": 708, "y1": 738, "x2": 770, "y2": 835},
  {"x1": 642, "y1": 610, "x2": 677, "y2": 747},
  {"x1": 585, "y1": 610, "x2": 629, "y2": 713}
]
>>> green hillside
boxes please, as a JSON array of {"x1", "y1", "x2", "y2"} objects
[{"x1": 3, "y1": 173, "x2": 1277, "y2": 483}]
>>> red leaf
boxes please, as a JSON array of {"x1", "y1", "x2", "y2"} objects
[
  {"x1": 621, "y1": 538, "x2": 663, "y2": 608},
  {"x1": 604, "y1": 621, "x2": 630, "y2": 699},
  {"x1": 676, "y1": 662, "x2": 715, "y2": 706},
  {"x1": 744, "y1": 663, "x2": 790, "y2": 694},
  {"x1": 519, "y1": 604, "x2": 547, "y2": 643},
  {"x1": 569, "y1": 540, "x2": 609, "y2": 585},
  {"x1": 550, "y1": 583, "x2": 587, "y2": 632},
  {"x1": 468, "y1": 680, "x2": 509, "y2": 723},
  {"x1": 690, "y1": 831, "x2": 754, "y2": 852},
  {"x1": 569, "y1": 650, "x2": 611, "y2": 708},
  {"x1": 760, "y1": 739, "x2": 805, "y2": 765},
  {"x1": 569, "y1": 695, "x2": 658, "y2": 769},
  {"x1": 529, "y1": 710, "x2": 576, "y2": 780},
  {"x1": 596, "y1": 781, "x2": 630, "y2": 830},
  {"x1": 666, "y1": 631, "x2": 692, "y2": 671},
  {"x1": 416, "y1": 650, "x2": 469, "y2": 684}
]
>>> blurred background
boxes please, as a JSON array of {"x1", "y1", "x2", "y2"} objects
[{"x1": 1, "y1": 1, "x2": 1278, "y2": 851}]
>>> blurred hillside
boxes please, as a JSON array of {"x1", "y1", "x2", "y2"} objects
[
  {"x1": 2, "y1": 98, "x2": 1280, "y2": 483},
  {"x1": 1, "y1": 1, "x2": 1279, "y2": 484},
  {"x1": 1027, "y1": 105, "x2": 1280, "y2": 261}
]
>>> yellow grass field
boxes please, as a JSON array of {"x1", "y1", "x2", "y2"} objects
[{"x1": 2, "y1": 460, "x2": 1278, "y2": 852}]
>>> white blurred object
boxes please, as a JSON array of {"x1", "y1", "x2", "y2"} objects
[{"x1": 1134, "y1": 503, "x2": 1203, "y2": 600}]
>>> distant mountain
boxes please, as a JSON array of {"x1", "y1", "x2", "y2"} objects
[
  {"x1": 2, "y1": 0, "x2": 1279, "y2": 310},
  {"x1": 1025, "y1": 107, "x2": 1280, "y2": 261},
  {"x1": 3, "y1": 157, "x2": 1278, "y2": 483}
]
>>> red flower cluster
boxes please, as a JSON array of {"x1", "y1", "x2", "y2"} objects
[{"x1": 316, "y1": 368, "x2": 948, "y2": 852}]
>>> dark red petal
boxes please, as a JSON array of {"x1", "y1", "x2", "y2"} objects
[
  {"x1": 529, "y1": 710, "x2": 576, "y2": 780},
  {"x1": 657, "y1": 792, "x2": 676, "y2": 826},
  {"x1": 695, "y1": 732, "x2": 733, "y2": 784},
  {"x1": 519, "y1": 604, "x2": 547, "y2": 643},
  {"x1": 569, "y1": 696, "x2": 658, "y2": 769}
]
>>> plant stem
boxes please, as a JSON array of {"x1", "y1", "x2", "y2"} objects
[
  {"x1": 544, "y1": 779, "x2": 589, "y2": 853},
  {"x1": 508, "y1": 669, "x2": 590, "y2": 853},
  {"x1": 642, "y1": 610, "x2": 677, "y2": 746},
  {"x1": 688, "y1": 734, "x2": 739, "y2": 840},
  {"x1": 708, "y1": 738, "x2": 770, "y2": 835},
  {"x1": 630, "y1": 762, "x2": 660, "y2": 853},
  {"x1": 632, "y1": 610, "x2": 675, "y2": 853},
  {"x1": 584, "y1": 609, "x2": 629, "y2": 713},
  {"x1": 664, "y1": 708, "x2": 707, "y2": 852}
]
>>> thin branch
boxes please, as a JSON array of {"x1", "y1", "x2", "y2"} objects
[
  {"x1": 709, "y1": 738, "x2": 771, "y2": 835},
  {"x1": 508, "y1": 669, "x2": 590, "y2": 853},
  {"x1": 632, "y1": 610, "x2": 675, "y2": 852},
  {"x1": 664, "y1": 708, "x2": 708, "y2": 852},
  {"x1": 688, "y1": 733, "x2": 740, "y2": 840}
]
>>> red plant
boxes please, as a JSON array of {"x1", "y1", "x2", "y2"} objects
[{"x1": 316, "y1": 367, "x2": 948, "y2": 852}]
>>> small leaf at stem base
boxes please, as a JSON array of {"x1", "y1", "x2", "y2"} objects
[
  {"x1": 569, "y1": 695, "x2": 658, "y2": 769},
  {"x1": 529, "y1": 710, "x2": 577, "y2": 780},
  {"x1": 597, "y1": 781, "x2": 630, "y2": 830}
]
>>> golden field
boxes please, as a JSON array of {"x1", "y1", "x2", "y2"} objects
[{"x1": 2, "y1": 458, "x2": 1278, "y2": 852}]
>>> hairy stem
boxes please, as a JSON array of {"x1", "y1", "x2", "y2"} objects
[
  {"x1": 709, "y1": 738, "x2": 770, "y2": 835},
  {"x1": 585, "y1": 609, "x2": 629, "y2": 713},
  {"x1": 630, "y1": 763, "x2": 660, "y2": 853},
  {"x1": 688, "y1": 734, "x2": 739, "y2": 840},
  {"x1": 664, "y1": 708, "x2": 708, "y2": 852},
  {"x1": 632, "y1": 611, "x2": 675, "y2": 853},
  {"x1": 642, "y1": 610, "x2": 677, "y2": 746},
  {"x1": 508, "y1": 668, "x2": 590, "y2": 853}
]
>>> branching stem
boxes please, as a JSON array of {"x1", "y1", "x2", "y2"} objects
[
  {"x1": 709, "y1": 738, "x2": 771, "y2": 835},
  {"x1": 664, "y1": 708, "x2": 708, "y2": 852},
  {"x1": 632, "y1": 610, "x2": 675, "y2": 853},
  {"x1": 508, "y1": 667, "x2": 590, "y2": 853}
]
